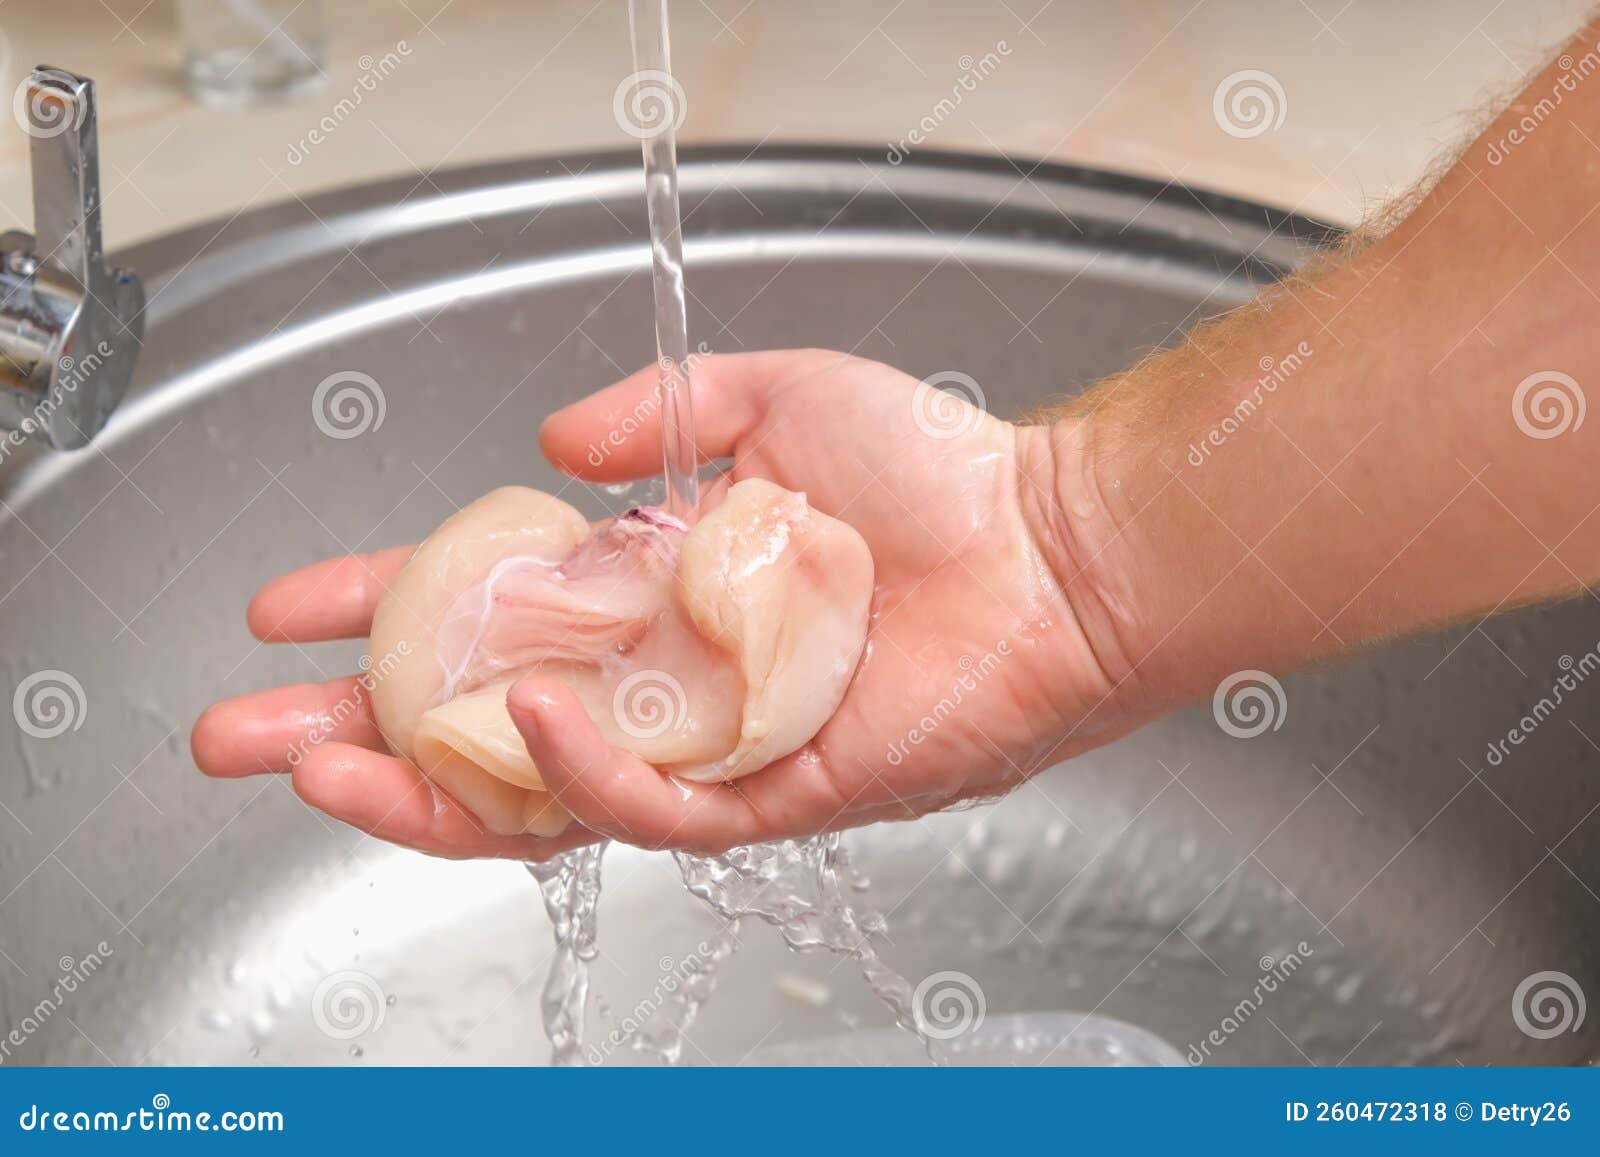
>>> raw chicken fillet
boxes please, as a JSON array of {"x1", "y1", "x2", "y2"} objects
[{"x1": 367, "y1": 479, "x2": 874, "y2": 836}]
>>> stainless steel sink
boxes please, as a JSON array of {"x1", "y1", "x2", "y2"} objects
[{"x1": 1, "y1": 147, "x2": 1594, "y2": 1066}]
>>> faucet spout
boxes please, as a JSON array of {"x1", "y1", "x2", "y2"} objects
[{"x1": 0, "y1": 66, "x2": 144, "y2": 451}]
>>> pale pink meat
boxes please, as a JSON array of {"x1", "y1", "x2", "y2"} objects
[{"x1": 366, "y1": 479, "x2": 873, "y2": 837}]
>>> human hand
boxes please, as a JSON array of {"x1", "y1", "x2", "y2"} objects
[{"x1": 192, "y1": 350, "x2": 1136, "y2": 857}]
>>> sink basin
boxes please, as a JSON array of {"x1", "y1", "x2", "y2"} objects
[{"x1": 1, "y1": 147, "x2": 1594, "y2": 1066}]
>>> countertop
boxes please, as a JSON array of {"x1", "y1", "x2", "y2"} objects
[{"x1": 0, "y1": 0, "x2": 1594, "y2": 247}]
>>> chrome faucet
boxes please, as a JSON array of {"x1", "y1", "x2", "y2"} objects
[{"x1": 0, "y1": 66, "x2": 143, "y2": 450}]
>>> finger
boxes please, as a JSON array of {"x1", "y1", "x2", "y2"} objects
[
  {"x1": 507, "y1": 677, "x2": 771, "y2": 853},
  {"x1": 292, "y1": 741, "x2": 601, "y2": 862},
  {"x1": 539, "y1": 350, "x2": 835, "y2": 482},
  {"x1": 247, "y1": 546, "x2": 415, "y2": 643},
  {"x1": 706, "y1": 744, "x2": 881, "y2": 839},
  {"x1": 192, "y1": 676, "x2": 388, "y2": 778}
]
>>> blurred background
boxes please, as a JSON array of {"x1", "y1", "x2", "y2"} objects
[{"x1": 0, "y1": 0, "x2": 1596, "y2": 246}]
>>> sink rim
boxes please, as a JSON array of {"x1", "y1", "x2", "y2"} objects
[{"x1": 117, "y1": 143, "x2": 1341, "y2": 320}]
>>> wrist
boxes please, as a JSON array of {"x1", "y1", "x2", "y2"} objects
[
  {"x1": 1013, "y1": 414, "x2": 1171, "y2": 728},
  {"x1": 1017, "y1": 388, "x2": 1307, "y2": 728}
]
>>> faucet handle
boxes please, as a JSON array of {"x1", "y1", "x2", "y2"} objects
[
  {"x1": 28, "y1": 67, "x2": 105, "y2": 288},
  {"x1": 0, "y1": 65, "x2": 144, "y2": 451}
]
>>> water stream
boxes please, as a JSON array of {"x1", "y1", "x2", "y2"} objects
[
  {"x1": 526, "y1": 0, "x2": 932, "y2": 1067},
  {"x1": 629, "y1": 0, "x2": 699, "y2": 522},
  {"x1": 676, "y1": 836, "x2": 936, "y2": 1055},
  {"x1": 525, "y1": 845, "x2": 605, "y2": 1067}
]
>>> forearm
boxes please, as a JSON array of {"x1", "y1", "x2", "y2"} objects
[{"x1": 1034, "y1": 21, "x2": 1600, "y2": 711}]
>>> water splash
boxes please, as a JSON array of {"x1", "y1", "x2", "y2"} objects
[
  {"x1": 676, "y1": 835, "x2": 940, "y2": 1060},
  {"x1": 628, "y1": 919, "x2": 742, "y2": 1065},
  {"x1": 525, "y1": 844, "x2": 605, "y2": 1066}
]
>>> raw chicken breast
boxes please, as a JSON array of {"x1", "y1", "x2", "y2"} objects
[{"x1": 367, "y1": 479, "x2": 873, "y2": 837}]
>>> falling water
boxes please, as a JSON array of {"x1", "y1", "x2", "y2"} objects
[
  {"x1": 628, "y1": 0, "x2": 699, "y2": 521},
  {"x1": 520, "y1": 0, "x2": 696, "y2": 1071},
  {"x1": 627, "y1": 918, "x2": 742, "y2": 1064},
  {"x1": 526, "y1": 844, "x2": 605, "y2": 1066},
  {"x1": 626, "y1": 0, "x2": 930, "y2": 1056},
  {"x1": 523, "y1": 0, "x2": 931, "y2": 1067},
  {"x1": 676, "y1": 836, "x2": 938, "y2": 1056}
]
